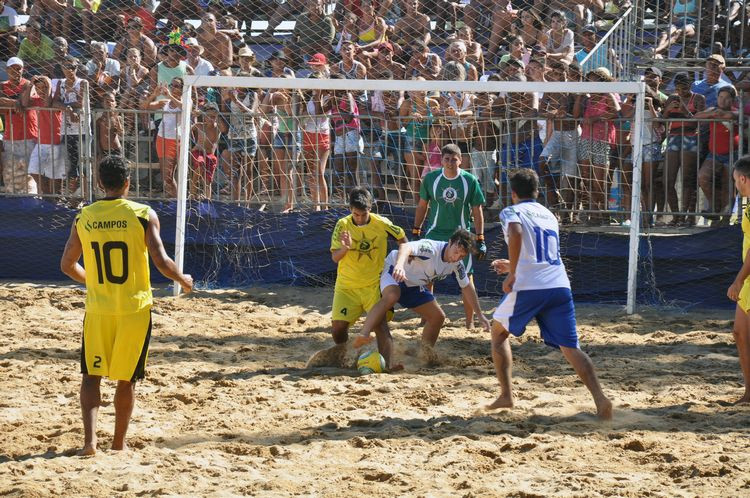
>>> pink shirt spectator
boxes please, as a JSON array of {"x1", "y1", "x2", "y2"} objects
[
  {"x1": 332, "y1": 95, "x2": 360, "y2": 133},
  {"x1": 422, "y1": 141, "x2": 442, "y2": 177},
  {"x1": 581, "y1": 94, "x2": 616, "y2": 144}
]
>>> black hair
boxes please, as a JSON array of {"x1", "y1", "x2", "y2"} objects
[
  {"x1": 733, "y1": 155, "x2": 750, "y2": 178},
  {"x1": 441, "y1": 143, "x2": 461, "y2": 156},
  {"x1": 509, "y1": 168, "x2": 539, "y2": 199},
  {"x1": 449, "y1": 228, "x2": 475, "y2": 253},
  {"x1": 718, "y1": 85, "x2": 737, "y2": 99},
  {"x1": 349, "y1": 186, "x2": 373, "y2": 210},
  {"x1": 99, "y1": 155, "x2": 130, "y2": 190}
]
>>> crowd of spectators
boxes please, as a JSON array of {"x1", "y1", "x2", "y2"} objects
[{"x1": 0, "y1": 0, "x2": 747, "y2": 226}]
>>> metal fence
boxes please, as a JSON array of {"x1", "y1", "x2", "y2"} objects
[{"x1": 580, "y1": 6, "x2": 636, "y2": 81}]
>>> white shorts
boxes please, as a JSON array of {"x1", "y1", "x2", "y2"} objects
[
  {"x1": 334, "y1": 130, "x2": 364, "y2": 155},
  {"x1": 28, "y1": 144, "x2": 67, "y2": 180},
  {"x1": 1, "y1": 139, "x2": 35, "y2": 193}
]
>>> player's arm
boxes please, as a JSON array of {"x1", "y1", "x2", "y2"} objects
[
  {"x1": 330, "y1": 219, "x2": 351, "y2": 263},
  {"x1": 413, "y1": 197, "x2": 429, "y2": 238},
  {"x1": 728, "y1": 247, "x2": 750, "y2": 302},
  {"x1": 503, "y1": 222, "x2": 523, "y2": 293},
  {"x1": 471, "y1": 204, "x2": 486, "y2": 260},
  {"x1": 391, "y1": 242, "x2": 413, "y2": 282},
  {"x1": 460, "y1": 280, "x2": 491, "y2": 331},
  {"x1": 60, "y1": 221, "x2": 86, "y2": 284},
  {"x1": 145, "y1": 209, "x2": 193, "y2": 293}
]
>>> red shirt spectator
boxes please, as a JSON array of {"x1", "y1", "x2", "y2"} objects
[
  {"x1": 708, "y1": 114, "x2": 740, "y2": 155},
  {"x1": 1, "y1": 59, "x2": 37, "y2": 141},
  {"x1": 31, "y1": 95, "x2": 62, "y2": 145}
]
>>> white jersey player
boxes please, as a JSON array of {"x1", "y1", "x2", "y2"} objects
[
  {"x1": 353, "y1": 229, "x2": 490, "y2": 363},
  {"x1": 488, "y1": 168, "x2": 613, "y2": 420}
]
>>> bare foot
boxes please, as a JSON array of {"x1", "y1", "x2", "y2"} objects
[
  {"x1": 465, "y1": 319, "x2": 475, "y2": 329},
  {"x1": 111, "y1": 443, "x2": 129, "y2": 452},
  {"x1": 386, "y1": 363, "x2": 404, "y2": 373},
  {"x1": 420, "y1": 342, "x2": 440, "y2": 366},
  {"x1": 77, "y1": 443, "x2": 97, "y2": 457},
  {"x1": 596, "y1": 397, "x2": 614, "y2": 420},
  {"x1": 733, "y1": 393, "x2": 750, "y2": 405},
  {"x1": 306, "y1": 344, "x2": 347, "y2": 368},
  {"x1": 352, "y1": 335, "x2": 374, "y2": 349},
  {"x1": 486, "y1": 394, "x2": 514, "y2": 410}
]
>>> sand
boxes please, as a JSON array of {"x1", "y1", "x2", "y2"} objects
[{"x1": 1, "y1": 282, "x2": 749, "y2": 497}]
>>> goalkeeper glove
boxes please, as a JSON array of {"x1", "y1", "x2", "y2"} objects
[{"x1": 476, "y1": 234, "x2": 487, "y2": 261}]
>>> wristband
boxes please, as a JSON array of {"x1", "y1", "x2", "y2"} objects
[
  {"x1": 476, "y1": 234, "x2": 485, "y2": 241},
  {"x1": 412, "y1": 227, "x2": 421, "y2": 236}
]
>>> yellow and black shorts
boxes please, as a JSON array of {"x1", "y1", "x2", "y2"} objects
[
  {"x1": 81, "y1": 308, "x2": 152, "y2": 382},
  {"x1": 332, "y1": 286, "x2": 393, "y2": 324}
]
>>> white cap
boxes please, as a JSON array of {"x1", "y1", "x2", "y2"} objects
[{"x1": 6, "y1": 57, "x2": 23, "y2": 68}]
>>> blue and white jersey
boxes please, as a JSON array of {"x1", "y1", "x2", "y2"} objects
[
  {"x1": 384, "y1": 239, "x2": 471, "y2": 288},
  {"x1": 499, "y1": 200, "x2": 570, "y2": 291}
]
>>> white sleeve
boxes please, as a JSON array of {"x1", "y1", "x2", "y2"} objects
[
  {"x1": 454, "y1": 261, "x2": 470, "y2": 288},
  {"x1": 409, "y1": 240, "x2": 437, "y2": 259},
  {"x1": 499, "y1": 206, "x2": 521, "y2": 232}
]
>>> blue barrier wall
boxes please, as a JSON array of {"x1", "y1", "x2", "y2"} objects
[{"x1": 0, "y1": 197, "x2": 740, "y2": 310}]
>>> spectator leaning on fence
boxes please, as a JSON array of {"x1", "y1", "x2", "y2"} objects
[
  {"x1": 695, "y1": 85, "x2": 740, "y2": 225},
  {"x1": 24, "y1": 75, "x2": 65, "y2": 195},
  {"x1": 0, "y1": 57, "x2": 36, "y2": 194}
]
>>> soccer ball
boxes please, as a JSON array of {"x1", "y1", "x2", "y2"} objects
[{"x1": 357, "y1": 351, "x2": 386, "y2": 374}]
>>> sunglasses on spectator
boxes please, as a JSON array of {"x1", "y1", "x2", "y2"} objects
[{"x1": 64, "y1": 64, "x2": 77, "y2": 70}]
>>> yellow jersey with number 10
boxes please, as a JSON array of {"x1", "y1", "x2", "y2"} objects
[{"x1": 76, "y1": 198, "x2": 153, "y2": 315}]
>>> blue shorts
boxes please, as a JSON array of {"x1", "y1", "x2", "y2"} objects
[
  {"x1": 381, "y1": 265, "x2": 436, "y2": 309},
  {"x1": 705, "y1": 152, "x2": 734, "y2": 166},
  {"x1": 492, "y1": 287, "x2": 579, "y2": 349},
  {"x1": 643, "y1": 142, "x2": 664, "y2": 163},
  {"x1": 273, "y1": 131, "x2": 301, "y2": 149},
  {"x1": 228, "y1": 138, "x2": 258, "y2": 157},
  {"x1": 500, "y1": 139, "x2": 543, "y2": 172},
  {"x1": 667, "y1": 134, "x2": 699, "y2": 153}
]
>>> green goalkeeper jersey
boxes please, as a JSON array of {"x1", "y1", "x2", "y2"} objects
[{"x1": 419, "y1": 168, "x2": 485, "y2": 241}]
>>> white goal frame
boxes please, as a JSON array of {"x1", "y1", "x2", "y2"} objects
[{"x1": 176, "y1": 76, "x2": 647, "y2": 314}]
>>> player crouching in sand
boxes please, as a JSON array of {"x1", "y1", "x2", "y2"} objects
[
  {"x1": 353, "y1": 228, "x2": 490, "y2": 364},
  {"x1": 488, "y1": 168, "x2": 613, "y2": 420}
]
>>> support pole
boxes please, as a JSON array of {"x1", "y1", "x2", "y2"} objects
[
  {"x1": 173, "y1": 84, "x2": 193, "y2": 295},
  {"x1": 626, "y1": 82, "x2": 646, "y2": 314}
]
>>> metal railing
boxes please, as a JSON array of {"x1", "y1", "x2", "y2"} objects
[{"x1": 581, "y1": 6, "x2": 636, "y2": 81}]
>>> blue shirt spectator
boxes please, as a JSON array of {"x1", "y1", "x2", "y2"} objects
[{"x1": 691, "y1": 54, "x2": 731, "y2": 108}]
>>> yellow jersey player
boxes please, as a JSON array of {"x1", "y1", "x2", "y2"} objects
[
  {"x1": 60, "y1": 155, "x2": 193, "y2": 456},
  {"x1": 726, "y1": 155, "x2": 750, "y2": 404},
  {"x1": 308, "y1": 187, "x2": 407, "y2": 369}
]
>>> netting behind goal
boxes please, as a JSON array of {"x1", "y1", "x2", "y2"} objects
[{"x1": 175, "y1": 76, "x2": 652, "y2": 309}]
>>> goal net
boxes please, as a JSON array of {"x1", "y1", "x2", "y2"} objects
[{"x1": 173, "y1": 75, "x2": 647, "y2": 309}]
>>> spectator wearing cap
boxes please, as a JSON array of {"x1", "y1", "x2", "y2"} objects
[
  {"x1": 16, "y1": 20, "x2": 56, "y2": 75},
  {"x1": 197, "y1": 12, "x2": 233, "y2": 71},
  {"x1": 52, "y1": 55, "x2": 87, "y2": 195},
  {"x1": 268, "y1": 50, "x2": 295, "y2": 78},
  {"x1": 644, "y1": 67, "x2": 668, "y2": 104},
  {"x1": 575, "y1": 25, "x2": 621, "y2": 75},
  {"x1": 369, "y1": 42, "x2": 405, "y2": 80},
  {"x1": 113, "y1": 16, "x2": 157, "y2": 70},
  {"x1": 86, "y1": 41, "x2": 121, "y2": 92},
  {"x1": 235, "y1": 46, "x2": 263, "y2": 77},
  {"x1": 0, "y1": 57, "x2": 37, "y2": 193},
  {"x1": 692, "y1": 54, "x2": 731, "y2": 108},
  {"x1": 184, "y1": 37, "x2": 213, "y2": 76},
  {"x1": 0, "y1": 0, "x2": 21, "y2": 62},
  {"x1": 149, "y1": 43, "x2": 193, "y2": 97},
  {"x1": 545, "y1": 11, "x2": 574, "y2": 64},
  {"x1": 306, "y1": 52, "x2": 330, "y2": 78},
  {"x1": 661, "y1": 73, "x2": 706, "y2": 226},
  {"x1": 291, "y1": 0, "x2": 335, "y2": 69}
]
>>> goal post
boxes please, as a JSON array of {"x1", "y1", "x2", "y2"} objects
[{"x1": 175, "y1": 76, "x2": 647, "y2": 312}]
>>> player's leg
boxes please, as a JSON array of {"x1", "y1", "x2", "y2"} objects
[
  {"x1": 412, "y1": 299, "x2": 445, "y2": 347},
  {"x1": 733, "y1": 291, "x2": 750, "y2": 404},
  {"x1": 536, "y1": 288, "x2": 612, "y2": 419},
  {"x1": 487, "y1": 320, "x2": 514, "y2": 409},
  {"x1": 112, "y1": 380, "x2": 135, "y2": 451},
  {"x1": 374, "y1": 319, "x2": 398, "y2": 369},
  {"x1": 79, "y1": 373, "x2": 102, "y2": 456},
  {"x1": 353, "y1": 284, "x2": 401, "y2": 348},
  {"x1": 559, "y1": 346, "x2": 612, "y2": 419}
]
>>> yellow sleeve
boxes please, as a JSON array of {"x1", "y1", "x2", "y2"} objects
[
  {"x1": 375, "y1": 214, "x2": 406, "y2": 240},
  {"x1": 331, "y1": 218, "x2": 346, "y2": 252}
]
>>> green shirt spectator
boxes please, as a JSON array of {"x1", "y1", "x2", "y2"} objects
[{"x1": 17, "y1": 21, "x2": 55, "y2": 70}]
